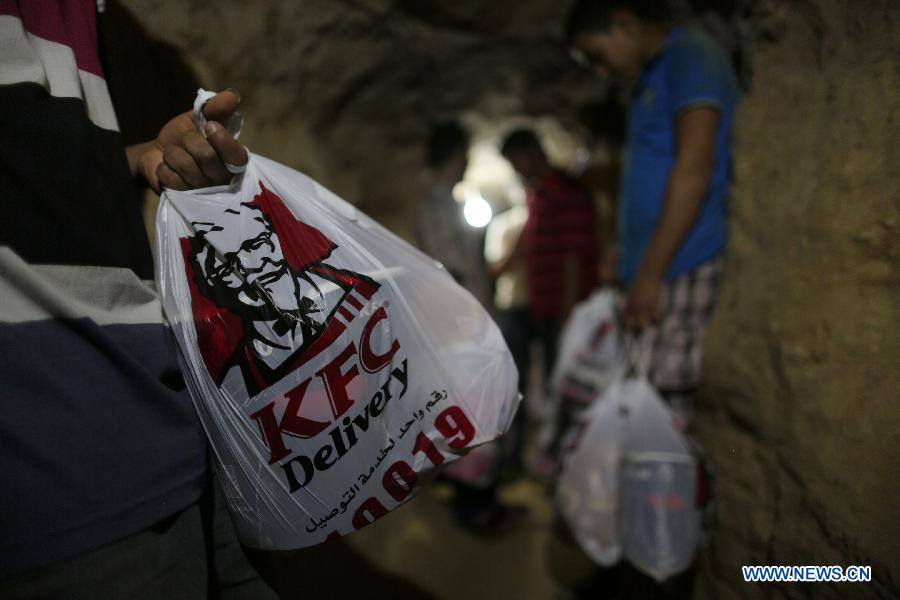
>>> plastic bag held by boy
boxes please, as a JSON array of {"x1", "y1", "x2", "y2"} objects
[{"x1": 155, "y1": 93, "x2": 519, "y2": 549}]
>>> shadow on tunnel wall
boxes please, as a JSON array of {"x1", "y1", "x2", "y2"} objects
[{"x1": 98, "y1": 0, "x2": 201, "y2": 146}]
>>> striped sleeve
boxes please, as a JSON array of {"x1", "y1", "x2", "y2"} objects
[
  {"x1": 0, "y1": 247, "x2": 207, "y2": 577},
  {"x1": 0, "y1": 0, "x2": 118, "y2": 130}
]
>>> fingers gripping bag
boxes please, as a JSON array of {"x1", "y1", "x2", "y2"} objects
[{"x1": 155, "y1": 100, "x2": 519, "y2": 550}]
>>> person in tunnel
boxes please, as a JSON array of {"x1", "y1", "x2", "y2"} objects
[
  {"x1": 567, "y1": 0, "x2": 739, "y2": 428},
  {"x1": 499, "y1": 128, "x2": 600, "y2": 398},
  {"x1": 414, "y1": 121, "x2": 491, "y2": 306},
  {"x1": 554, "y1": 0, "x2": 740, "y2": 598},
  {"x1": 483, "y1": 188, "x2": 531, "y2": 474}
]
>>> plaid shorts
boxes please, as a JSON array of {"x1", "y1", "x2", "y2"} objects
[{"x1": 637, "y1": 258, "x2": 723, "y2": 392}]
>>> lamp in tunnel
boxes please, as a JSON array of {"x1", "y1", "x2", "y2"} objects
[{"x1": 463, "y1": 194, "x2": 492, "y2": 228}]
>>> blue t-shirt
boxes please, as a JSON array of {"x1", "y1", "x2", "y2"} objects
[{"x1": 618, "y1": 26, "x2": 739, "y2": 284}]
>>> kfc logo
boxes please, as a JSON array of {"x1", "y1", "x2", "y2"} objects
[
  {"x1": 181, "y1": 183, "x2": 383, "y2": 398},
  {"x1": 589, "y1": 320, "x2": 613, "y2": 351}
]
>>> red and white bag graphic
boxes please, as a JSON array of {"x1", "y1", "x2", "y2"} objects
[
  {"x1": 155, "y1": 137, "x2": 519, "y2": 548},
  {"x1": 551, "y1": 289, "x2": 622, "y2": 405}
]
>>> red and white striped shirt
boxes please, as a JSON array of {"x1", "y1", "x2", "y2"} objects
[{"x1": 523, "y1": 169, "x2": 599, "y2": 321}]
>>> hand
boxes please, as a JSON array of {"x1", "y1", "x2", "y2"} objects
[
  {"x1": 623, "y1": 272, "x2": 663, "y2": 329},
  {"x1": 134, "y1": 89, "x2": 248, "y2": 193},
  {"x1": 598, "y1": 242, "x2": 619, "y2": 286}
]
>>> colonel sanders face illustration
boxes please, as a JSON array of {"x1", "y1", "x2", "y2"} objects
[
  {"x1": 193, "y1": 203, "x2": 325, "y2": 342},
  {"x1": 183, "y1": 184, "x2": 379, "y2": 397}
]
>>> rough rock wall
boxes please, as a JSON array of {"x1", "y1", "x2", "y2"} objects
[
  {"x1": 115, "y1": 0, "x2": 607, "y2": 235},
  {"x1": 110, "y1": 0, "x2": 897, "y2": 596},
  {"x1": 694, "y1": 1, "x2": 899, "y2": 598}
]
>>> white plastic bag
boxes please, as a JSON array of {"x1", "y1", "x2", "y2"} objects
[
  {"x1": 554, "y1": 378, "x2": 631, "y2": 566},
  {"x1": 155, "y1": 151, "x2": 519, "y2": 550},
  {"x1": 619, "y1": 378, "x2": 701, "y2": 581},
  {"x1": 534, "y1": 290, "x2": 623, "y2": 479},
  {"x1": 550, "y1": 289, "x2": 622, "y2": 405},
  {"x1": 555, "y1": 372, "x2": 702, "y2": 580},
  {"x1": 441, "y1": 441, "x2": 500, "y2": 489}
]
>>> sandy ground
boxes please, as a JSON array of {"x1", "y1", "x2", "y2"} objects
[
  {"x1": 348, "y1": 478, "x2": 558, "y2": 600},
  {"x1": 262, "y1": 358, "x2": 584, "y2": 599},
  {"x1": 266, "y1": 475, "x2": 567, "y2": 599}
]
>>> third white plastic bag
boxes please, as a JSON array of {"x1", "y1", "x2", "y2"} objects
[
  {"x1": 555, "y1": 378, "x2": 630, "y2": 565},
  {"x1": 155, "y1": 152, "x2": 519, "y2": 550}
]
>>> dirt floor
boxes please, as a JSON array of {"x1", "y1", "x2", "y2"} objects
[
  {"x1": 259, "y1": 362, "x2": 587, "y2": 600},
  {"x1": 352, "y1": 478, "x2": 558, "y2": 599},
  {"x1": 265, "y1": 476, "x2": 564, "y2": 599}
]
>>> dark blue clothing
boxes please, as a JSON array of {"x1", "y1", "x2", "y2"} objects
[
  {"x1": 618, "y1": 26, "x2": 739, "y2": 284},
  {"x1": 0, "y1": 3, "x2": 207, "y2": 577}
]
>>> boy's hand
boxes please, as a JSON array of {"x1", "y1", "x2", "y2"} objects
[
  {"x1": 129, "y1": 89, "x2": 248, "y2": 193},
  {"x1": 624, "y1": 272, "x2": 662, "y2": 329},
  {"x1": 598, "y1": 242, "x2": 619, "y2": 286}
]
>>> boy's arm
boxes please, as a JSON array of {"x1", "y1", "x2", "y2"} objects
[{"x1": 623, "y1": 106, "x2": 718, "y2": 328}]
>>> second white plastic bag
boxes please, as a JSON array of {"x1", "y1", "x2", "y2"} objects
[
  {"x1": 556, "y1": 374, "x2": 702, "y2": 580},
  {"x1": 555, "y1": 378, "x2": 630, "y2": 566},
  {"x1": 550, "y1": 289, "x2": 621, "y2": 404}
]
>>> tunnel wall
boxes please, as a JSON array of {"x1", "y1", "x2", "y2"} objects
[
  {"x1": 694, "y1": 1, "x2": 899, "y2": 598},
  {"x1": 115, "y1": 0, "x2": 607, "y2": 235},
  {"x1": 113, "y1": 1, "x2": 898, "y2": 596}
]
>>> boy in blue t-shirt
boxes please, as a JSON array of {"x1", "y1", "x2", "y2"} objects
[{"x1": 567, "y1": 0, "x2": 739, "y2": 427}]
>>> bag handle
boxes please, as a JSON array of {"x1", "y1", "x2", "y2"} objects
[
  {"x1": 612, "y1": 297, "x2": 648, "y2": 381},
  {"x1": 193, "y1": 88, "x2": 244, "y2": 140},
  {"x1": 192, "y1": 88, "x2": 248, "y2": 176}
]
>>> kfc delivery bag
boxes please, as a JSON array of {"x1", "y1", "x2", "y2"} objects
[{"x1": 155, "y1": 101, "x2": 518, "y2": 550}]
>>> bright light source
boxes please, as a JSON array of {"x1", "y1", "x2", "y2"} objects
[{"x1": 463, "y1": 195, "x2": 492, "y2": 228}]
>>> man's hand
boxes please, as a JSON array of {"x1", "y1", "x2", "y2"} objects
[
  {"x1": 127, "y1": 89, "x2": 248, "y2": 193},
  {"x1": 598, "y1": 242, "x2": 619, "y2": 286},
  {"x1": 623, "y1": 272, "x2": 663, "y2": 329}
]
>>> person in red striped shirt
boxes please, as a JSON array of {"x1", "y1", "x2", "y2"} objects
[{"x1": 500, "y1": 128, "x2": 600, "y2": 387}]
